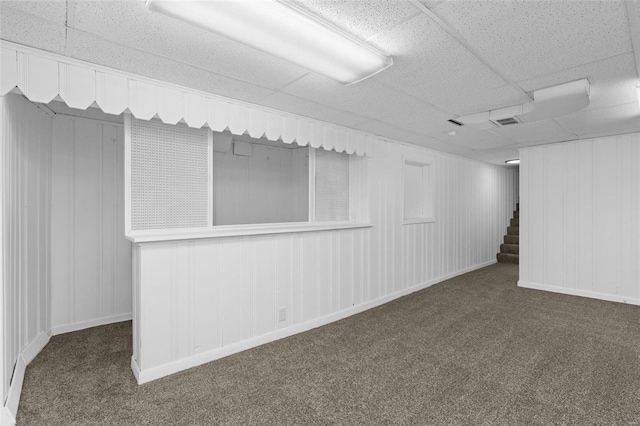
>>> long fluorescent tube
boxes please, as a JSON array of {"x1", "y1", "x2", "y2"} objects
[
  {"x1": 505, "y1": 159, "x2": 520, "y2": 165},
  {"x1": 146, "y1": 0, "x2": 393, "y2": 85}
]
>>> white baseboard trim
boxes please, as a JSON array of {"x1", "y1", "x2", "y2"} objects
[
  {"x1": 135, "y1": 260, "x2": 497, "y2": 384},
  {"x1": 2, "y1": 330, "x2": 50, "y2": 426},
  {"x1": 21, "y1": 331, "x2": 51, "y2": 365},
  {"x1": 51, "y1": 313, "x2": 132, "y2": 336},
  {"x1": 130, "y1": 356, "x2": 141, "y2": 383},
  {"x1": 517, "y1": 281, "x2": 640, "y2": 306},
  {"x1": 1, "y1": 407, "x2": 14, "y2": 426}
]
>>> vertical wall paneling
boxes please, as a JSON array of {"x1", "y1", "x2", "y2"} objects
[
  {"x1": 519, "y1": 134, "x2": 640, "y2": 304},
  {"x1": 212, "y1": 144, "x2": 308, "y2": 226},
  {"x1": 1, "y1": 95, "x2": 52, "y2": 422},
  {"x1": 543, "y1": 144, "x2": 564, "y2": 287},
  {"x1": 576, "y1": 140, "x2": 594, "y2": 292},
  {"x1": 528, "y1": 147, "x2": 545, "y2": 285},
  {"x1": 592, "y1": 139, "x2": 618, "y2": 295},
  {"x1": 132, "y1": 135, "x2": 518, "y2": 384},
  {"x1": 50, "y1": 114, "x2": 132, "y2": 334},
  {"x1": 563, "y1": 142, "x2": 577, "y2": 290},
  {"x1": 519, "y1": 149, "x2": 529, "y2": 282},
  {"x1": 0, "y1": 95, "x2": 5, "y2": 412},
  {"x1": 219, "y1": 239, "x2": 243, "y2": 346}
]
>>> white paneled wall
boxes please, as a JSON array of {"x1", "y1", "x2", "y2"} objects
[
  {"x1": 519, "y1": 134, "x2": 640, "y2": 305},
  {"x1": 51, "y1": 115, "x2": 132, "y2": 334},
  {"x1": 132, "y1": 138, "x2": 518, "y2": 383},
  {"x1": 212, "y1": 145, "x2": 308, "y2": 225},
  {"x1": 1, "y1": 95, "x2": 52, "y2": 423}
]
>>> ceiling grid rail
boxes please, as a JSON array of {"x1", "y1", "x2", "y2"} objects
[{"x1": 625, "y1": 0, "x2": 640, "y2": 78}]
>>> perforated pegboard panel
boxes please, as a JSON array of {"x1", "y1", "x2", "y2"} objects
[
  {"x1": 315, "y1": 148, "x2": 349, "y2": 222},
  {"x1": 130, "y1": 118, "x2": 209, "y2": 231}
]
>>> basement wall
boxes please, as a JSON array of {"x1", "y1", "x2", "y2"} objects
[
  {"x1": 0, "y1": 95, "x2": 52, "y2": 424},
  {"x1": 132, "y1": 137, "x2": 519, "y2": 383},
  {"x1": 50, "y1": 114, "x2": 132, "y2": 335},
  {"x1": 519, "y1": 133, "x2": 640, "y2": 305},
  {"x1": 212, "y1": 145, "x2": 309, "y2": 226}
]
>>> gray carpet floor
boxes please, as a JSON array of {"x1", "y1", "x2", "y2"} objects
[{"x1": 17, "y1": 263, "x2": 640, "y2": 425}]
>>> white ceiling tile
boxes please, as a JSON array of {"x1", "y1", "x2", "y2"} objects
[
  {"x1": 356, "y1": 119, "x2": 477, "y2": 156},
  {"x1": 446, "y1": 84, "x2": 531, "y2": 116},
  {"x1": 557, "y1": 102, "x2": 640, "y2": 136},
  {"x1": 72, "y1": 0, "x2": 308, "y2": 90},
  {"x1": 290, "y1": 0, "x2": 419, "y2": 40},
  {"x1": 436, "y1": 127, "x2": 515, "y2": 150},
  {"x1": 517, "y1": 52, "x2": 636, "y2": 92},
  {"x1": 281, "y1": 72, "x2": 452, "y2": 125},
  {"x1": 66, "y1": 29, "x2": 275, "y2": 104},
  {"x1": 368, "y1": 14, "x2": 528, "y2": 115},
  {"x1": 512, "y1": 137, "x2": 575, "y2": 148},
  {"x1": 400, "y1": 119, "x2": 461, "y2": 138},
  {"x1": 489, "y1": 120, "x2": 575, "y2": 145},
  {"x1": 436, "y1": 0, "x2": 632, "y2": 81},
  {"x1": 578, "y1": 125, "x2": 640, "y2": 141},
  {"x1": 1, "y1": 1, "x2": 67, "y2": 24},
  {"x1": 0, "y1": 6, "x2": 67, "y2": 55},
  {"x1": 258, "y1": 92, "x2": 372, "y2": 129},
  {"x1": 474, "y1": 147, "x2": 522, "y2": 166},
  {"x1": 355, "y1": 120, "x2": 437, "y2": 144}
]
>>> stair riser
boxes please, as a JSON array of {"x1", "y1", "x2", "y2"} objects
[
  {"x1": 497, "y1": 253, "x2": 519, "y2": 264},
  {"x1": 507, "y1": 226, "x2": 519, "y2": 235},
  {"x1": 510, "y1": 218, "x2": 519, "y2": 227},
  {"x1": 514, "y1": 211, "x2": 519, "y2": 219},
  {"x1": 504, "y1": 235, "x2": 519, "y2": 244},
  {"x1": 500, "y1": 244, "x2": 519, "y2": 254}
]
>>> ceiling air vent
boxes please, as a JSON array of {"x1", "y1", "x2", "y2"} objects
[{"x1": 493, "y1": 117, "x2": 521, "y2": 126}]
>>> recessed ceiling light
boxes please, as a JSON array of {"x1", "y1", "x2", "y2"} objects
[
  {"x1": 505, "y1": 159, "x2": 520, "y2": 165},
  {"x1": 145, "y1": 0, "x2": 393, "y2": 85}
]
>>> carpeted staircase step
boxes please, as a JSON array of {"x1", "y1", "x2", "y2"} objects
[
  {"x1": 511, "y1": 218, "x2": 519, "y2": 227},
  {"x1": 514, "y1": 210, "x2": 519, "y2": 219},
  {"x1": 497, "y1": 253, "x2": 519, "y2": 264},
  {"x1": 504, "y1": 235, "x2": 519, "y2": 244},
  {"x1": 500, "y1": 243, "x2": 519, "y2": 254},
  {"x1": 507, "y1": 226, "x2": 519, "y2": 235}
]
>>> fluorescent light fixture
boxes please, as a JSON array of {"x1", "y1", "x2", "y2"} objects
[
  {"x1": 146, "y1": 0, "x2": 393, "y2": 85},
  {"x1": 505, "y1": 159, "x2": 520, "y2": 165}
]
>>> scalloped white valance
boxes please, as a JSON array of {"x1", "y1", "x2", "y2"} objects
[{"x1": 0, "y1": 41, "x2": 374, "y2": 156}]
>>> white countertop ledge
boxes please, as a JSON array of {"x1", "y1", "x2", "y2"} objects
[{"x1": 127, "y1": 222, "x2": 373, "y2": 243}]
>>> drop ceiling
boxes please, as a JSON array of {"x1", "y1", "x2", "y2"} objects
[{"x1": 1, "y1": 0, "x2": 639, "y2": 165}]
